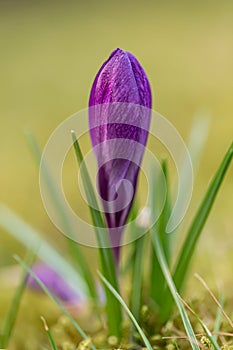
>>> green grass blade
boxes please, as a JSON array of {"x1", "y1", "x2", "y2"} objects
[
  {"x1": 200, "y1": 324, "x2": 221, "y2": 350},
  {"x1": 71, "y1": 131, "x2": 109, "y2": 247},
  {"x1": 26, "y1": 131, "x2": 97, "y2": 301},
  {"x1": 98, "y1": 271, "x2": 153, "y2": 350},
  {"x1": 178, "y1": 294, "x2": 221, "y2": 350},
  {"x1": 150, "y1": 179, "x2": 164, "y2": 308},
  {"x1": 169, "y1": 115, "x2": 209, "y2": 258},
  {"x1": 125, "y1": 200, "x2": 145, "y2": 322},
  {"x1": 71, "y1": 131, "x2": 122, "y2": 337},
  {"x1": 67, "y1": 238, "x2": 97, "y2": 300},
  {"x1": 194, "y1": 274, "x2": 231, "y2": 341},
  {"x1": 121, "y1": 201, "x2": 139, "y2": 275},
  {"x1": 213, "y1": 295, "x2": 224, "y2": 342},
  {"x1": 150, "y1": 161, "x2": 171, "y2": 311},
  {"x1": 130, "y1": 236, "x2": 145, "y2": 321},
  {"x1": 120, "y1": 244, "x2": 135, "y2": 275},
  {"x1": 160, "y1": 159, "x2": 172, "y2": 265},
  {"x1": 41, "y1": 317, "x2": 58, "y2": 350},
  {"x1": 0, "y1": 204, "x2": 87, "y2": 299},
  {"x1": 151, "y1": 233, "x2": 200, "y2": 350},
  {"x1": 150, "y1": 234, "x2": 165, "y2": 310},
  {"x1": 167, "y1": 115, "x2": 209, "y2": 243},
  {"x1": 15, "y1": 255, "x2": 96, "y2": 350},
  {"x1": 26, "y1": 131, "x2": 75, "y2": 239},
  {"x1": 0, "y1": 261, "x2": 29, "y2": 348},
  {"x1": 187, "y1": 114, "x2": 210, "y2": 173},
  {"x1": 161, "y1": 142, "x2": 233, "y2": 322},
  {"x1": 173, "y1": 142, "x2": 233, "y2": 292}
]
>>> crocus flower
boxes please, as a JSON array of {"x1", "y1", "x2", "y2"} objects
[
  {"x1": 27, "y1": 262, "x2": 81, "y2": 304},
  {"x1": 89, "y1": 48, "x2": 152, "y2": 262}
]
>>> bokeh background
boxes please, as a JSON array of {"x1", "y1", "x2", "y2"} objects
[{"x1": 0, "y1": 0, "x2": 232, "y2": 296}]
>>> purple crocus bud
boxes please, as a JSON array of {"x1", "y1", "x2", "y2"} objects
[
  {"x1": 89, "y1": 48, "x2": 152, "y2": 262},
  {"x1": 27, "y1": 262, "x2": 81, "y2": 304}
]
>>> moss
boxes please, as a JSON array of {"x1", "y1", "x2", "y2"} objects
[{"x1": 1, "y1": 285, "x2": 233, "y2": 350}]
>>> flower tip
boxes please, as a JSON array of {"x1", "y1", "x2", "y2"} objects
[
  {"x1": 111, "y1": 47, "x2": 123, "y2": 54},
  {"x1": 108, "y1": 47, "x2": 124, "y2": 61}
]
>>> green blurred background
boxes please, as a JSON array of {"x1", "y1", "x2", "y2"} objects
[{"x1": 0, "y1": 0, "x2": 232, "y2": 287}]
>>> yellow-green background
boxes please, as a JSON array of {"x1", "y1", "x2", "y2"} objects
[{"x1": 0, "y1": 0, "x2": 232, "y2": 288}]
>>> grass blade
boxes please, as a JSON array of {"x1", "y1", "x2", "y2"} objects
[
  {"x1": 121, "y1": 201, "x2": 139, "y2": 275},
  {"x1": 71, "y1": 131, "x2": 110, "y2": 247},
  {"x1": 15, "y1": 255, "x2": 96, "y2": 350},
  {"x1": 150, "y1": 233, "x2": 165, "y2": 311},
  {"x1": 195, "y1": 273, "x2": 233, "y2": 329},
  {"x1": 167, "y1": 115, "x2": 209, "y2": 255},
  {"x1": 71, "y1": 130, "x2": 122, "y2": 337},
  {"x1": 98, "y1": 271, "x2": 153, "y2": 350},
  {"x1": 41, "y1": 317, "x2": 58, "y2": 350},
  {"x1": 213, "y1": 294, "x2": 224, "y2": 342},
  {"x1": 67, "y1": 238, "x2": 97, "y2": 300},
  {"x1": 160, "y1": 159, "x2": 172, "y2": 265},
  {"x1": 187, "y1": 114, "x2": 210, "y2": 173},
  {"x1": 126, "y1": 201, "x2": 145, "y2": 322},
  {"x1": 173, "y1": 142, "x2": 233, "y2": 292},
  {"x1": 149, "y1": 163, "x2": 163, "y2": 307},
  {"x1": 150, "y1": 161, "x2": 171, "y2": 311},
  {"x1": 26, "y1": 131, "x2": 97, "y2": 301},
  {"x1": 161, "y1": 142, "x2": 233, "y2": 321},
  {"x1": 178, "y1": 294, "x2": 221, "y2": 350},
  {"x1": 151, "y1": 233, "x2": 200, "y2": 350},
  {"x1": 130, "y1": 236, "x2": 145, "y2": 321},
  {"x1": 0, "y1": 260, "x2": 29, "y2": 348},
  {"x1": 194, "y1": 274, "x2": 228, "y2": 342},
  {"x1": 0, "y1": 204, "x2": 87, "y2": 299}
]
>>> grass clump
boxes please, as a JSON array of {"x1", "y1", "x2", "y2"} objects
[{"x1": 0, "y1": 124, "x2": 232, "y2": 349}]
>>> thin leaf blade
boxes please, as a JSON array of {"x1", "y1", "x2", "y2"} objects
[
  {"x1": 26, "y1": 132, "x2": 97, "y2": 300},
  {"x1": 98, "y1": 271, "x2": 153, "y2": 350},
  {"x1": 151, "y1": 233, "x2": 200, "y2": 350},
  {"x1": 174, "y1": 142, "x2": 233, "y2": 292},
  {"x1": 0, "y1": 262, "x2": 28, "y2": 348},
  {"x1": 71, "y1": 131, "x2": 122, "y2": 337}
]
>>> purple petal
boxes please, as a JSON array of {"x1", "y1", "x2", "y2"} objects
[
  {"x1": 89, "y1": 49, "x2": 152, "y2": 262},
  {"x1": 27, "y1": 262, "x2": 81, "y2": 303},
  {"x1": 126, "y1": 51, "x2": 152, "y2": 108}
]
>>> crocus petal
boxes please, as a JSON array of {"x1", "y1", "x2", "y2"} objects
[
  {"x1": 89, "y1": 48, "x2": 152, "y2": 262},
  {"x1": 27, "y1": 262, "x2": 81, "y2": 303}
]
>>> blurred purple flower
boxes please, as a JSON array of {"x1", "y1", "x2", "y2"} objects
[
  {"x1": 89, "y1": 48, "x2": 152, "y2": 262},
  {"x1": 27, "y1": 262, "x2": 81, "y2": 304}
]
